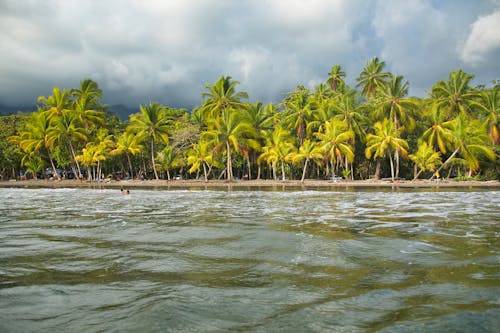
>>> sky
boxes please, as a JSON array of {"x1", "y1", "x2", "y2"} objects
[{"x1": 1, "y1": 0, "x2": 500, "y2": 110}]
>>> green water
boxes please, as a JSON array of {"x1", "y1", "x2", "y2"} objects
[{"x1": 0, "y1": 188, "x2": 499, "y2": 332}]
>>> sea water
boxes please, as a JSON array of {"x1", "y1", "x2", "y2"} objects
[{"x1": 0, "y1": 187, "x2": 499, "y2": 332}]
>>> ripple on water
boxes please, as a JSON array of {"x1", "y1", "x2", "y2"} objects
[{"x1": 0, "y1": 187, "x2": 498, "y2": 331}]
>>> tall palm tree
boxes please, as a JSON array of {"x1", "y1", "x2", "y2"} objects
[
  {"x1": 76, "y1": 143, "x2": 106, "y2": 181},
  {"x1": 430, "y1": 114, "x2": 495, "y2": 178},
  {"x1": 129, "y1": 102, "x2": 171, "y2": 180},
  {"x1": 421, "y1": 102, "x2": 455, "y2": 154},
  {"x1": 156, "y1": 146, "x2": 184, "y2": 180},
  {"x1": 332, "y1": 88, "x2": 367, "y2": 141},
  {"x1": 73, "y1": 98, "x2": 105, "y2": 133},
  {"x1": 281, "y1": 86, "x2": 314, "y2": 145},
  {"x1": 37, "y1": 87, "x2": 72, "y2": 119},
  {"x1": 327, "y1": 65, "x2": 346, "y2": 92},
  {"x1": 48, "y1": 109, "x2": 87, "y2": 178},
  {"x1": 430, "y1": 69, "x2": 477, "y2": 119},
  {"x1": 290, "y1": 139, "x2": 324, "y2": 182},
  {"x1": 356, "y1": 57, "x2": 391, "y2": 100},
  {"x1": 315, "y1": 119, "x2": 355, "y2": 179},
  {"x1": 71, "y1": 78, "x2": 103, "y2": 108},
  {"x1": 200, "y1": 76, "x2": 248, "y2": 120},
  {"x1": 374, "y1": 74, "x2": 419, "y2": 178},
  {"x1": 110, "y1": 131, "x2": 144, "y2": 179},
  {"x1": 258, "y1": 127, "x2": 295, "y2": 181},
  {"x1": 201, "y1": 109, "x2": 257, "y2": 181},
  {"x1": 243, "y1": 102, "x2": 275, "y2": 179},
  {"x1": 365, "y1": 118, "x2": 409, "y2": 181},
  {"x1": 187, "y1": 142, "x2": 213, "y2": 182},
  {"x1": 17, "y1": 111, "x2": 60, "y2": 180},
  {"x1": 470, "y1": 88, "x2": 499, "y2": 144}
]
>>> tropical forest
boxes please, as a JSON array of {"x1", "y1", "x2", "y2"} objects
[{"x1": 1, "y1": 58, "x2": 499, "y2": 182}]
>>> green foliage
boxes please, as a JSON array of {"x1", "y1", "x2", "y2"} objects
[{"x1": 4, "y1": 64, "x2": 500, "y2": 182}]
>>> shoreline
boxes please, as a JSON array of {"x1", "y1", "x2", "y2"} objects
[{"x1": 1, "y1": 178, "x2": 499, "y2": 190}]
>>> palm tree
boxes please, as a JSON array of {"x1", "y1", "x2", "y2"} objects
[
  {"x1": 281, "y1": 86, "x2": 314, "y2": 145},
  {"x1": 421, "y1": 102, "x2": 455, "y2": 154},
  {"x1": 48, "y1": 109, "x2": 87, "y2": 179},
  {"x1": 430, "y1": 114, "x2": 495, "y2": 178},
  {"x1": 110, "y1": 131, "x2": 144, "y2": 179},
  {"x1": 129, "y1": 102, "x2": 171, "y2": 180},
  {"x1": 71, "y1": 78, "x2": 103, "y2": 108},
  {"x1": 430, "y1": 69, "x2": 477, "y2": 119},
  {"x1": 37, "y1": 87, "x2": 72, "y2": 118},
  {"x1": 156, "y1": 146, "x2": 184, "y2": 180},
  {"x1": 470, "y1": 88, "x2": 499, "y2": 144},
  {"x1": 409, "y1": 141, "x2": 442, "y2": 180},
  {"x1": 186, "y1": 142, "x2": 213, "y2": 182},
  {"x1": 201, "y1": 109, "x2": 257, "y2": 181},
  {"x1": 21, "y1": 150, "x2": 43, "y2": 180},
  {"x1": 315, "y1": 119, "x2": 355, "y2": 179},
  {"x1": 332, "y1": 89, "x2": 367, "y2": 142},
  {"x1": 365, "y1": 118, "x2": 409, "y2": 181},
  {"x1": 327, "y1": 65, "x2": 346, "y2": 92},
  {"x1": 258, "y1": 127, "x2": 295, "y2": 181},
  {"x1": 73, "y1": 98, "x2": 105, "y2": 133},
  {"x1": 242, "y1": 102, "x2": 273, "y2": 179},
  {"x1": 374, "y1": 74, "x2": 419, "y2": 178},
  {"x1": 17, "y1": 111, "x2": 60, "y2": 180},
  {"x1": 200, "y1": 76, "x2": 248, "y2": 119},
  {"x1": 290, "y1": 139, "x2": 324, "y2": 182},
  {"x1": 356, "y1": 57, "x2": 391, "y2": 100},
  {"x1": 76, "y1": 143, "x2": 106, "y2": 181}
]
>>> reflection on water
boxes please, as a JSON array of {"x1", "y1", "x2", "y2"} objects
[{"x1": 0, "y1": 187, "x2": 499, "y2": 332}]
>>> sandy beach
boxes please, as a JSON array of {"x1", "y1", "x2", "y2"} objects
[{"x1": 1, "y1": 178, "x2": 498, "y2": 189}]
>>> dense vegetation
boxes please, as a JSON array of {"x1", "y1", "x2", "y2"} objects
[{"x1": 2, "y1": 58, "x2": 499, "y2": 182}]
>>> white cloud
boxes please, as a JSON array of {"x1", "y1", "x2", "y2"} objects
[
  {"x1": 461, "y1": 10, "x2": 500, "y2": 64},
  {"x1": 0, "y1": 0, "x2": 498, "y2": 108}
]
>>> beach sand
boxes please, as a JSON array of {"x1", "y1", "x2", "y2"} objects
[{"x1": 1, "y1": 178, "x2": 498, "y2": 189}]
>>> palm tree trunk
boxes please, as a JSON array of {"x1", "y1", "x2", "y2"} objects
[
  {"x1": 375, "y1": 158, "x2": 381, "y2": 180},
  {"x1": 301, "y1": 159, "x2": 309, "y2": 182},
  {"x1": 430, "y1": 148, "x2": 460, "y2": 180},
  {"x1": 257, "y1": 163, "x2": 261, "y2": 180},
  {"x1": 413, "y1": 169, "x2": 423, "y2": 181},
  {"x1": 395, "y1": 149, "x2": 400, "y2": 179},
  {"x1": 202, "y1": 162, "x2": 208, "y2": 182},
  {"x1": 246, "y1": 156, "x2": 252, "y2": 180},
  {"x1": 47, "y1": 147, "x2": 61, "y2": 180},
  {"x1": 389, "y1": 153, "x2": 395, "y2": 181},
  {"x1": 281, "y1": 160, "x2": 286, "y2": 181},
  {"x1": 226, "y1": 141, "x2": 233, "y2": 181},
  {"x1": 151, "y1": 139, "x2": 159, "y2": 180},
  {"x1": 68, "y1": 140, "x2": 82, "y2": 179},
  {"x1": 126, "y1": 154, "x2": 134, "y2": 179}
]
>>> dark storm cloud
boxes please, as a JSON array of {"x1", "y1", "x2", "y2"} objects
[{"x1": 0, "y1": 0, "x2": 499, "y2": 109}]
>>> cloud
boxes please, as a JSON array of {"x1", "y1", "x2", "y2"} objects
[
  {"x1": 461, "y1": 10, "x2": 500, "y2": 64},
  {"x1": 0, "y1": 0, "x2": 498, "y2": 108}
]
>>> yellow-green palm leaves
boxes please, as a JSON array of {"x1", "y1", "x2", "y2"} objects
[
  {"x1": 409, "y1": 142, "x2": 442, "y2": 180},
  {"x1": 315, "y1": 119, "x2": 355, "y2": 177},
  {"x1": 365, "y1": 118, "x2": 408, "y2": 181},
  {"x1": 201, "y1": 110, "x2": 257, "y2": 181},
  {"x1": 290, "y1": 139, "x2": 324, "y2": 182},
  {"x1": 129, "y1": 102, "x2": 172, "y2": 179}
]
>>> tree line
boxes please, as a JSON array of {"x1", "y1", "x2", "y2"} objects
[{"x1": 1, "y1": 58, "x2": 498, "y2": 182}]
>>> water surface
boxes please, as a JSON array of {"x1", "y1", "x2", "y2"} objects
[{"x1": 0, "y1": 188, "x2": 499, "y2": 332}]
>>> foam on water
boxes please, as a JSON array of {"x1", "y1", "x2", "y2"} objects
[{"x1": 0, "y1": 187, "x2": 499, "y2": 332}]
